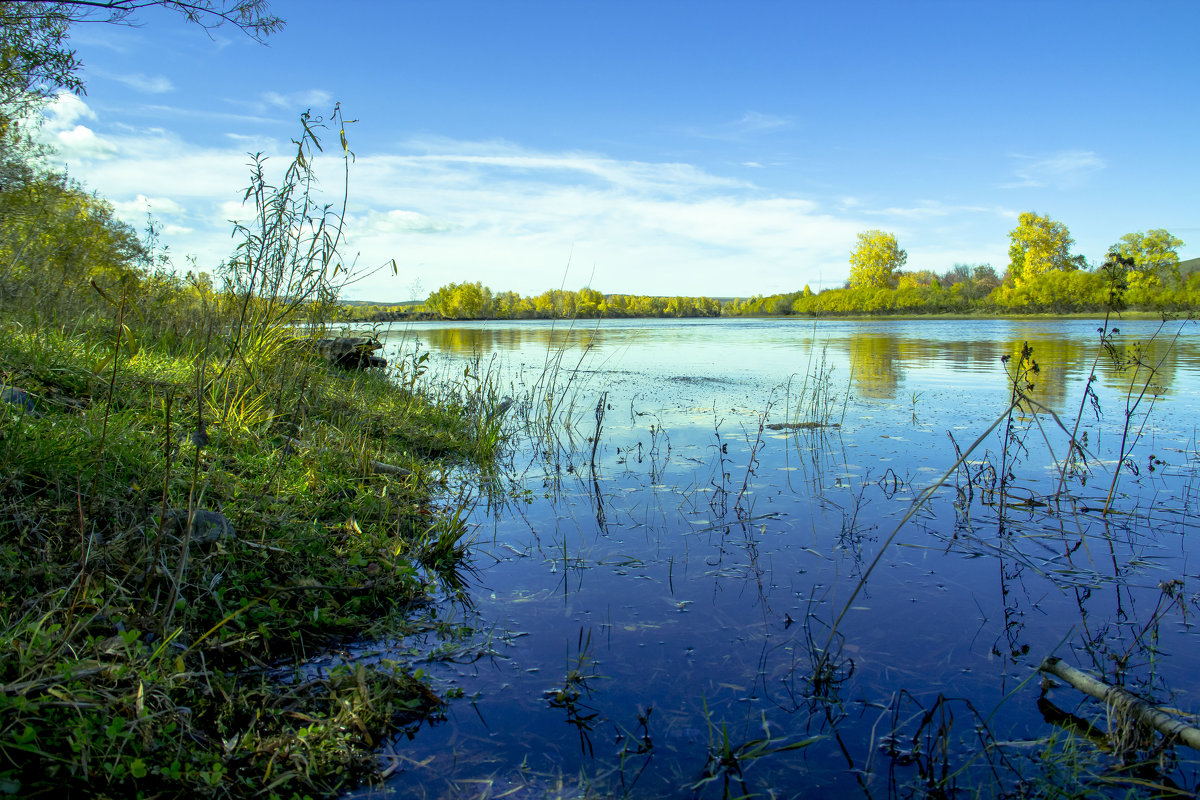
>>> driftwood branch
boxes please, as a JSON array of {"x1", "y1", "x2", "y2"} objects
[
  {"x1": 281, "y1": 436, "x2": 413, "y2": 479},
  {"x1": 765, "y1": 421, "x2": 840, "y2": 431},
  {"x1": 1039, "y1": 656, "x2": 1200, "y2": 751}
]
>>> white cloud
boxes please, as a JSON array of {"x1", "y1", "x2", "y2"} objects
[
  {"x1": 35, "y1": 113, "x2": 286, "y2": 267},
  {"x1": 360, "y1": 209, "x2": 457, "y2": 235},
  {"x1": 41, "y1": 93, "x2": 96, "y2": 130},
  {"x1": 56, "y1": 125, "x2": 118, "y2": 159},
  {"x1": 334, "y1": 145, "x2": 862, "y2": 296},
  {"x1": 112, "y1": 194, "x2": 186, "y2": 217},
  {"x1": 36, "y1": 95, "x2": 116, "y2": 159},
  {"x1": 1003, "y1": 150, "x2": 1106, "y2": 189},
  {"x1": 42, "y1": 105, "x2": 1017, "y2": 300},
  {"x1": 62, "y1": 131, "x2": 256, "y2": 199},
  {"x1": 869, "y1": 203, "x2": 951, "y2": 220}
]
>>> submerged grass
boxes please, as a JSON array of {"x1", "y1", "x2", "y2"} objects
[
  {"x1": 340, "y1": 306, "x2": 1200, "y2": 799},
  {"x1": 809, "y1": 306, "x2": 1197, "y2": 794}
]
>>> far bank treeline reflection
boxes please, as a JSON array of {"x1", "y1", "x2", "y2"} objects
[{"x1": 385, "y1": 322, "x2": 1193, "y2": 410}]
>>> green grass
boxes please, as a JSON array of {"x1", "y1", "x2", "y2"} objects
[{"x1": 0, "y1": 313, "x2": 504, "y2": 799}]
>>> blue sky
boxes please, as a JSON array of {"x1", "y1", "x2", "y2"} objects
[{"x1": 39, "y1": 0, "x2": 1200, "y2": 301}]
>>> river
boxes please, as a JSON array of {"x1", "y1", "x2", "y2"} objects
[{"x1": 347, "y1": 316, "x2": 1200, "y2": 799}]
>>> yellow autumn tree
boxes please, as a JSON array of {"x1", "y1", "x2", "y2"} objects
[
  {"x1": 848, "y1": 230, "x2": 906, "y2": 290},
  {"x1": 1113, "y1": 228, "x2": 1185, "y2": 291},
  {"x1": 1007, "y1": 212, "x2": 1075, "y2": 287}
]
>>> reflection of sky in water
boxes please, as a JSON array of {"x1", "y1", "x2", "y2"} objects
[{"x1": 348, "y1": 318, "x2": 1200, "y2": 799}]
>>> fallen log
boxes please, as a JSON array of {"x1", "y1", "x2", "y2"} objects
[
  {"x1": 765, "y1": 421, "x2": 840, "y2": 431},
  {"x1": 1039, "y1": 656, "x2": 1200, "y2": 751}
]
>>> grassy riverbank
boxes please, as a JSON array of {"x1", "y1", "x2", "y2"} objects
[
  {"x1": 0, "y1": 311, "x2": 506, "y2": 798},
  {"x1": 0, "y1": 104, "x2": 512, "y2": 797}
]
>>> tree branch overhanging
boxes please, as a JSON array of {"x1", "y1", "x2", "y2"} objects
[{"x1": 0, "y1": 0, "x2": 284, "y2": 42}]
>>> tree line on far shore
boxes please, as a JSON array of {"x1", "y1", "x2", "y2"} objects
[{"x1": 358, "y1": 215, "x2": 1191, "y2": 321}]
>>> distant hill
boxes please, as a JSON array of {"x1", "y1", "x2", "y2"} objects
[
  {"x1": 341, "y1": 299, "x2": 422, "y2": 307},
  {"x1": 1179, "y1": 257, "x2": 1200, "y2": 277}
]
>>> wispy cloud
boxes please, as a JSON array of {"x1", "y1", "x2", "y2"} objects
[
  {"x1": 864, "y1": 201, "x2": 1007, "y2": 220},
  {"x1": 384, "y1": 139, "x2": 751, "y2": 196},
  {"x1": 1003, "y1": 150, "x2": 1105, "y2": 189},
  {"x1": 104, "y1": 72, "x2": 175, "y2": 93},
  {"x1": 69, "y1": 28, "x2": 138, "y2": 53},
  {"x1": 730, "y1": 111, "x2": 792, "y2": 135},
  {"x1": 261, "y1": 89, "x2": 334, "y2": 110},
  {"x1": 211, "y1": 90, "x2": 335, "y2": 123},
  {"x1": 685, "y1": 111, "x2": 793, "y2": 141},
  {"x1": 134, "y1": 104, "x2": 282, "y2": 126}
]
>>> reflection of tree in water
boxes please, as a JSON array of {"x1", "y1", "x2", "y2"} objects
[
  {"x1": 832, "y1": 330, "x2": 1145, "y2": 412},
  {"x1": 923, "y1": 337, "x2": 1000, "y2": 374},
  {"x1": 997, "y1": 337, "x2": 1084, "y2": 414},
  {"x1": 844, "y1": 334, "x2": 901, "y2": 400},
  {"x1": 419, "y1": 326, "x2": 492, "y2": 354},
  {"x1": 1095, "y1": 334, "x2": 1180, "y2": 400},
  {"x1": 1007, "y1": 327, "x2": 1187, "y2": 417},
  {"x1": 396, "y1": 325, "x2": 600, "y2": 356}
]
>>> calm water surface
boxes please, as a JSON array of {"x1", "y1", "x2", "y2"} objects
[{"x1": 348, "y1": 318, "x2": 1200, "y2": 798}]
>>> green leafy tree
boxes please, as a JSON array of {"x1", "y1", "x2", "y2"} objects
[
  {"x1": 698, "y1": 296, "x2": 720, "y2": 316},
  {"x1": 1113, "y1": 228, "x2": 1185, "y2": 291},
  {"x1": 1, "y1": 5, "x2": 80, "y2": 139},
  {"x1": 2, "y1": 1, "x2": 282, "y2": 183},
  {"x1": 848, "y1": 230, "x2": 906, "y2": 289},
  {"x1": 1, "y1": 3, "x2": 282, "y2": 114},
  {"x1": 0, "y1": 174, "x2": 146, "y2": 317},
  {"x1": 1007, "y1": 212, "x2": 1075, "y2": 286}
]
